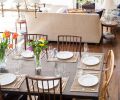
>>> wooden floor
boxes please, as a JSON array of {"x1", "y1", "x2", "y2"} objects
[{"x1": 50, "y1": 30, "x2": 120, "y2": 100}]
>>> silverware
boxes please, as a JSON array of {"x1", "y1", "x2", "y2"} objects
[
  {"x1": 13, "y1": 75, "x2": 22, "y2": 87},
  {"x1": 16, "y1": 78, "x2": 23, "y2": 88}
]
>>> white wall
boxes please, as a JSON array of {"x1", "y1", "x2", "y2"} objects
[{"x1": 40, "y1": 0, "x2": 75, "y2": 8}]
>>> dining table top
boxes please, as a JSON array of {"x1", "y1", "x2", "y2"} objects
[{"x1": 1, "y1": 51, "x2": 104, "y2": 100}]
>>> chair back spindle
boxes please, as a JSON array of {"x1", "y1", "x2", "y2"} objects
[
  {"x1": 57, "y1": 35, "x2": 82, "y2": 57},
  {"x1": 26, "y1": 76, "x2": 62, "y2": 100}
]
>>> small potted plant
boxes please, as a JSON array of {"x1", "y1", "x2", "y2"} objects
[{"x1": 28, "y1": 38, "x2": 48, "y2": 73}]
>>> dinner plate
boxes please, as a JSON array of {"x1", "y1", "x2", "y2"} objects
[
  {"x1": 38, "y1": 80, "x2": 59, "y2": 90},
  {"x1": 78, "y1": 74, "x2": 99, "y2": 87},
  {"x1": 21, "y1": 50, "x2": 34, "y2": 58},
  {"x1": 56, "y1": 51, "x2": 73, "y2": 59},
  {"x1": 0, "y1": 73, "x2": 16, "y2": 85},
  {"x1": 82, "y1": 56, "x2": 100, "y2": 66}
]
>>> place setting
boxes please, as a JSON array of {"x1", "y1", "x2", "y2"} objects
[
  {"x1": 47, "y1": 49, "x2": 79, "y2": 63},
  {"x1": 0, "y1": 73, "x2": 26, "y2": 89},
  {"x1": 77, "y1": 53, "x2": 103, "y2": 70},
  {"x1": 70, "y1": 70, "x2": 101, "y2": 93},
  {"x1": 12, "y1": 49, "x2": 34, "y2": 61}
]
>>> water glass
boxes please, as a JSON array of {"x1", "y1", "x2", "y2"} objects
[
  {"x1": 77, "y1": 69, "x2": 83, "y2": 77},
  {"x1": 48, "y1": 45, "x2": 53, "y2": 57},
  {"x1": 14, "y1": 60, "x2": 22, "y2": 75},
  {"x1": 54, "y1": 62, "x2": 61, "y2": 77},
  {"x1": 54, "y1": 62, "x2": 65, "y2": 77},
  {"x1": 83, "y1": 43, "x2": 89, "y2": 57}
]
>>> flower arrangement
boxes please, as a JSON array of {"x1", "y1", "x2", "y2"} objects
[
  {"x1": 28, "y1": 38, "x2": 48, "y2": 70},
  {"x1": 0, "y1": 31, "x2": 18, "y2": 62},
  {"x1": 28, "y1": 37, "x2": 48, "y2": 55}
]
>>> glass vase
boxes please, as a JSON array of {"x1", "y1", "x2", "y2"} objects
[
  {"x1": 34, "y1": 53, "x2": 42, "y2": 74},
  {"x1": 0, "y1": 48, "x2": 6, "y2": 70}
]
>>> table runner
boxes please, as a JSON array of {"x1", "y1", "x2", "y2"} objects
[{"x1": 70, "y1": 70, "x2": 101, "y2": 93}]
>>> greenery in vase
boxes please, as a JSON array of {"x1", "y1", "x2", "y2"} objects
[
  {"x1": 28, "y1": 38, "x2": 48, "y2": 67},
  {"x1": 28, "y1": 38, "x2": 48, "y2": 55},
  {"x1": 0, "y1": 31, "x2": 18, "y2": 61}
]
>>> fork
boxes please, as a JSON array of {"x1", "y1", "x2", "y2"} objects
[{"x1": 13, "y1": 75, "x2": 22, "y2": 87}]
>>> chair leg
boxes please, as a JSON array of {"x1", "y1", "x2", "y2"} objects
[{"x1": 106, "y1": 89, "x2": 109, "y2": 98}]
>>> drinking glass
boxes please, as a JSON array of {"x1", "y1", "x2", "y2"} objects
[
  {"x1": 54, "y1": 62, "x2": 65, "y2": 77},
  {"x1": 54, "y1": 62, "x2": 61, "y2": 77},
  {"x1": 13, "y1": 45, "x2": 23, "y2": 74},
  {"x1": 77, "y1": 69, "x2": 83, "y2": 77},
  {"x1": 48, "y1": 44, "x2": 53, "y2": 57},
  {"x1": 83, "y1": 43, "x2": 89, "y2": 57},
  {"x1": 9, "y1": 58, "x2": 21, "y2": 75},
  {"x1": 14, "y1": 59, "x2": 22, "y2": 75}
]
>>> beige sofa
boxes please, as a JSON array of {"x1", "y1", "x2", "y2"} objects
[{"x1": 25, "y1": 12, "x2": 102, "y2": 43}]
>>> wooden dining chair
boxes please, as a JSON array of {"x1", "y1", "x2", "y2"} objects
[
  {"x1": 24, "y1": 34, "x2": 48, "y2": 50},
  {"x1": 24, "y1": 34, "x2": 48, "y2": 58},
  {"x1": 100, "y1": 50, "x2": 115, "y2": 100},
  {"x1": 26, "y1": 76, "x2": 62, "y2": 100},
  {"x1": 57, "y1": 35, "x2": 82, "y2": 57}
]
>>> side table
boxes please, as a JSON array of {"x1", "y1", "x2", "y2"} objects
[{"x1": 101, "y1": 21, "x2": 118, "y2": 42}]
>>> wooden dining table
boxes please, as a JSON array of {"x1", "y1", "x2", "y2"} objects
[{"x1": 1, "y1": 51, "x2": 104, "y2": 100}]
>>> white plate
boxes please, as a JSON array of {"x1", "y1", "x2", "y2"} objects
[
  {"x1": 82, "y1": 56, "x2": 100, "y2": 66},
  {"x1": 56, "y1": 51, "x2": 73, "y2": 59},
  {"x1": 21, "y1": 50, "x2": 34, "y2": 58},
  {"x1": 78, "y1": 74, "x2": 99, "y2": 87},
  {"x1": 0, "y1": 73, "x2": 16, "y2": 85},
  {"x1": 38, "y1": 80, "x2": 59, "y2": 90}
]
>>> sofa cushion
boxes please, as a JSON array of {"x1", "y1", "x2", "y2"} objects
[{"x1": 25, "y1": 13, "x2": 101, "y2": 43}]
